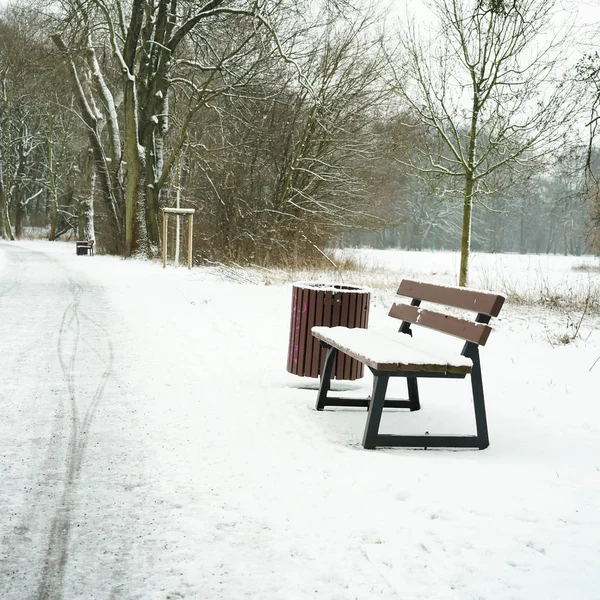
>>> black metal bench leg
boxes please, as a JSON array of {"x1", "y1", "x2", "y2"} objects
[
  {"x1": 362, "y1": 373, "x2": 389, "y2": 449},
  {"x1": 469, "y1": 348, "x2": 489, "y2": 449},
  {"x1": 407, "y1": 377, "x2": 420, "y2": 411},
  {"x1": 316, "y1": 345, "x2": 337, "y2": 411}
]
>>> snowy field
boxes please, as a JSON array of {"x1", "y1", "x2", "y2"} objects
[
  {"x1": 333, "y1": 248, "x2": 600, "y2": 305},
  {"x1": 1, "y1": 240, "x2": 599, "y2": 600}
]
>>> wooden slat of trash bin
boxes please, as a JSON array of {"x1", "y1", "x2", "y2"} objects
[{"x1": 287, "y1": 283, "x2": 370, "y2": 380}]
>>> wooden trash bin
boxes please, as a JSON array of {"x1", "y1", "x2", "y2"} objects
[{"x1": 287, "y1": 282, "x2": 370, "y2": 380}]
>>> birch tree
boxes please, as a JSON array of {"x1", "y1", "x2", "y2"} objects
[
  {"x1": 0, "y1": 69, "x2": 12, "y2": 240},
  {"x1": 394, "y1": 0, "x2": 579, "y2": 285}
]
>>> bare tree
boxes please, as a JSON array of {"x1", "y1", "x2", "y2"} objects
[
  {"x1": 180, "y1": 9, "x2": 396, "y2": 265},
  {"x1": 393, "y1": 0, "x2": 580, "y2": 285},
  {"x1": 0, "y1": 9, "x2": 51, "y2": 241},
  {"x1": 49, "y1": 0, "x2": 316, "y2": 258},
  {"x1": 576, "y1": 39, "x2": 600, "y2": 251},
  {"x1": 0, "y1": 67, "x2": 12, "y2": 240}
]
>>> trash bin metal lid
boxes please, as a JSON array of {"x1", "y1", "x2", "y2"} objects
[{"x1": 292, "y1": 282, "x2": 370, "y2": 294}]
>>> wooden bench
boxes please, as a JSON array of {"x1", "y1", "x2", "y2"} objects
[
  {"x1": 76, "y1": 240, "x2": 94, "y2": 256},
  {"x1": 311, "y1": 280, "x2": 506, "y2": 450}
]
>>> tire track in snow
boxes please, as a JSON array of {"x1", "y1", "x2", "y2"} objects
[
  {"x1": 0, "y1": 244, "x2": 136, "y2": 600},
  {"x1": 0, "y1": 245, "x2": 72, "y2": 596},
  {"x1": 32, "y1": 275, "x2": 115, "y2": 600}
]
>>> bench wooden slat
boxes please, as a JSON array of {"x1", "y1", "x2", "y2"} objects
[
  {"x1": 397, "y1": 280, "x2": 505, "y2": 317},
  {"x1": 388, "y1": 303, "x2": 492, "y2": 346},
  {"x1": 305, "y1": 288, "x2": 317, "y2": 378},
  {"x1": 286, "y1": 286, "x2": 299, "y2": 373},
  {"x1": 297, "y1": 287, "x2": 308, "y2": 375}
]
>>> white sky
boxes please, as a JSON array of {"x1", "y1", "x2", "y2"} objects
[{"x1": 0, "y1": 0, "x2": 599, "y2": 30}]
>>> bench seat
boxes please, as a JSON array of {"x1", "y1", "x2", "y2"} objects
[{"x1": 312, "y1": 326, "x2": 472, "y2": 374}]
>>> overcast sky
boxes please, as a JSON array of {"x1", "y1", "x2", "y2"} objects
[{"x1": 0, "y1": 0, "x2": 599, "y2": 37}]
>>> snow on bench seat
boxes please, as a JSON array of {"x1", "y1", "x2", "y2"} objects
[{"x1": 311, "y1": 326, "x2": 473, "y2": 374}]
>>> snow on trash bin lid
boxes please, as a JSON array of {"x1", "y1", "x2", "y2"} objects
[{"x1": 292, "y1": 282, "x2": 371, "y2": 294}]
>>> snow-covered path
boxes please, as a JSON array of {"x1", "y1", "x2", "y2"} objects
[
  {"x1": 0, "y1": 243, "x2": 159, "y2": 599},
  {"x1": 1, "y1": 241, "x2": 600, "y2": 600}
]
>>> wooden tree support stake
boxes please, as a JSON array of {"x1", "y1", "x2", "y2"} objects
[{"x1": 161, "y1": 207, "x2": 195, "y2": 270}]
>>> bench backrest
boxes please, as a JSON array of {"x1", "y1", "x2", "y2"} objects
[{"x1": 388, "y1": 280, "x2": 506, "y2": 346}]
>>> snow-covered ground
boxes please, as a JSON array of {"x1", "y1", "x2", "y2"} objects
[
  {"x1": 333, "y1": 248, "x2": 600, "y2": 305},
  {"x1": 1, "y1": 240, "x2": 599, "y2": 600}
]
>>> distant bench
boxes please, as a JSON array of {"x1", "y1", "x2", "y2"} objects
[
  {"x1": 311, "y1": 280, "x2": 506, "y2": 450},
  {"x1": 76, "y1": 240, "x2": 94, "y2": 256}
]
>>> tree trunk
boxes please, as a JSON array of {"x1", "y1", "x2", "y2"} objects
[
  {"x1": 3, "y1": 199, "x2": 14, "y2": 240},
  {"x1": 1, "y1": 97, "x2": 14, "y2": 240},
  {"x1": 86, "y1": 169, "x2": 96, "y2": 242},
  {"x1": 78, "y1": 171, "x2": 95, "y2": 242},
  {"x1": 144, "y1": 147, "x2": 161, "y2": 256},
  {"x1": 14, "y1": 195, "x2": 23, "y2": 239},
  {"x1": 459, "y1": 173, "x2": 475, "y2": 287},
  {"x1": 0, "y1": 157, "x2": 5, "y2": 240},
  {"x1": 48, "y1": 112, "x2": 58, "y2": 241},
  {"x1": 12, "y1": 140, "x2": 27, "y2": 240},
  {"x1": 459, "y1": 87, "x2": 480, "y2": 287},
  {"x1": 123, "y1": 129, "x2": 142, "y2": 256},
  {"x1": 122, "y1": 0, "x2": 145, "y2": 257},
  {"x1": 137, "y1": 0, "x2": 172, "y2": 257},
  {"x1": 49, "y1": 197, "x2": 58, "y2": 241},
  {"x1": 52, "y1": 35, "x2": 122, "y2": 252},
  {"x1": 123, "y1": 75, "x2": 145, "y2": 255}
]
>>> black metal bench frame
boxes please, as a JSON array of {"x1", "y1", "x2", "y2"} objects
[
  {"x1": 76, "y1": 240, "x2": 94, "y2": 256},
  {"x1": 312, "y1": 280, "x2": 505, "y2": 450}
]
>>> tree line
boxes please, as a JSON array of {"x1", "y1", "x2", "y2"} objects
[{"x1": 0, "y1": 0, "x2": 598, "y2": 284}]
